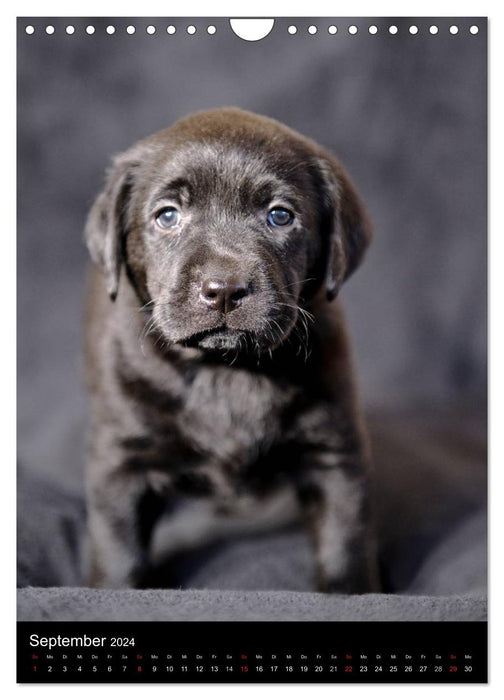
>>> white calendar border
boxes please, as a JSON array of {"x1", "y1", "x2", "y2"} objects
[{"x1": 2, "y1": 0, "x2": 500, "y2": 697}]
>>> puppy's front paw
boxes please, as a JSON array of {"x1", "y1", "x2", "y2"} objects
[{"x1": 316, "y1": 559, "x2": 381, "y2": 594}]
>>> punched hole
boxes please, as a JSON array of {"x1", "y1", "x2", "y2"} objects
[{"x1": 230, "y1": 19, "x2": 274, "y2": 41}]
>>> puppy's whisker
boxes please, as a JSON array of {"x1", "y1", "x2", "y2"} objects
[
  {"x1": 274, "y1": 305, "x2": 312, "y2": 362},
  {"x1": 229, "y1": 334, "x2": 244, "y2": 366},
  {"x1": 138, "y1": 299, "x2": 156, "y2": 313},
  {"x1": 275, "y1": 302, "x2": 315, "y2": 325},
  {"x1": 275, "y1": 277, "x2": 317, "y2": 293},
  {"x1": 138, "y1": 314, "x2": 163, "y2": 356}
]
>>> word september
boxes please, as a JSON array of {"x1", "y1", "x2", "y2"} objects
[{"x1": 29, "y1": 635, "x2": 135, "y2": 650}]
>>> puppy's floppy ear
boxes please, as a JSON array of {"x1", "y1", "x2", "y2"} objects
[
  {"x1": 315, "y1": 156, "x2": 372, "y2": 301},
  {"x1": 84, "y1": 154, "x2": 137, "y2": 301}
]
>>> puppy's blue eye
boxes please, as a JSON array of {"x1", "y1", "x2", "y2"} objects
[
  {"x1": 155, "y1": 207, "x2": 180, "y2": 229},
  {"x1": 267, "y1": 208, "x2": 294, "y2": 227}
]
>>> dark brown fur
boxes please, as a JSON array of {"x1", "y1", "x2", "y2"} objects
[{"x1": 84, "y1": 107, "x2": 379, "y2": 592}]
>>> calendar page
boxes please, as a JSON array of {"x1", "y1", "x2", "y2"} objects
[{"x1": 17, "y1": 17, "x2": 487, "y2": 683}]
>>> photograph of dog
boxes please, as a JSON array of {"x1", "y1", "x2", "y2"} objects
[
  {"x1": 17, "y1": 19, "x2": 486, "y2": 623},
  {"x1": 84, "y1": 108, "x2": 378, "y2": 593}
]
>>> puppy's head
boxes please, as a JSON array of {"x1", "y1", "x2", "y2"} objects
[{"x1": 85, "y1": 108, "x2": 371, "y2": 354}]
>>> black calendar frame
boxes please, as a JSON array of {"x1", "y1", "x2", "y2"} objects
[{"x1": 17, "y1": 621, "x2": 487, "y2": 683}]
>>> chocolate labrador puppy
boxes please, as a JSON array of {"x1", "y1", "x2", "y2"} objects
[{"x1": 84, "y1": 107, "x2": 379, "y2": 592}]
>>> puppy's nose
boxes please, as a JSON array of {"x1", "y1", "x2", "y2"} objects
[{"x1": 200, "y1": 278, "x2": 249, "y2": 314}]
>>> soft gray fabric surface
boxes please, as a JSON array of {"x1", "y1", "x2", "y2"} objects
[{"x1": 17, "y1": 588, "x2": 486, "y2": 622}]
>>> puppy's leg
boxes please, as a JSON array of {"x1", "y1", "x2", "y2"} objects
[
  {"x1": 297, "y1": 460, "x2": 379, "y2": 594},
  {"x1": 86, "y1": 465, "x2": 162, "y2": 589}
]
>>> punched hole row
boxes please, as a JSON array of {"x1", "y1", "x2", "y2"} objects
[
  {"x1": 25, "y1": 24, "x2": 217, "y2": 36},
  {"x1": 289, "y1": 24, "x2": 479, "y2": 35},
  {"x1": 25, "y1": 23, "x2": 480, "y2": 36}
]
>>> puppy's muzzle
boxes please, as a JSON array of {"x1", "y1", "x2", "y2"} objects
[{"x1": 199, "y1": 276, "x2": 250, "y2": 314}]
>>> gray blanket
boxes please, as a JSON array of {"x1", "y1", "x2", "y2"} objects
[{"x1": 17, "y1": 404, "x2": 486, "y2": 622}]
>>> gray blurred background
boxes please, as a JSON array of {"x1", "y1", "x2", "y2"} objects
[{"x1": 17, "y1": 17, "x2": 486, "y2": 495}]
